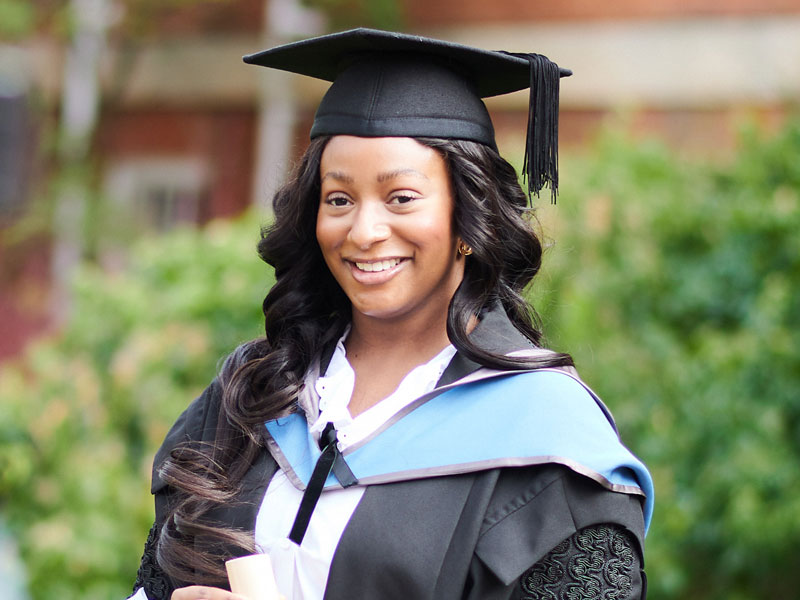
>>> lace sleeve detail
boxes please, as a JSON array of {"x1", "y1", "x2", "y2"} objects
[
  {"x1": 519, "y1": 524, "x2": 642, "y2": 600},
  {"x1": 133, "y1": 523, "x2": 174, "y2": 600}
]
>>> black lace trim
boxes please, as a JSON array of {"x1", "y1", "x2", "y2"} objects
[
  {"x1": 133, "y1": 523, "x2": 174, "y2": 600},
  {"x1": 520, "y1": 524, "x2": 638, "y2": 600}
]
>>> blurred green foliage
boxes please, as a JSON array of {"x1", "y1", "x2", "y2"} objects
[
  {"x1": 0, "y1": 0, "x2": 35, "y2": 40},
  {"x1": 0, "y1": 217, "x2": 270, "y2": 599},
  {"x1": 1, "y1": 119, "x2": 799, "y2": 599},
  {"x1": 532, "y1": 120, "x2": 800, "y2": 599}
]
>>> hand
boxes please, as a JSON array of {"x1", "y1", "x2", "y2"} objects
[{"x1": 171, "y1": 586, "x2": 248, "y2": 600}]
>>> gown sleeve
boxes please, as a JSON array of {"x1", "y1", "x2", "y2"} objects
[
  {"x1": 126, "y1": 588, "x2": 150, "y2": 600},
  {"x1": 130, "y1": 523, "x2": 173, "y2": 600},
  {"x1": 515, "y1": 523, "x2": 643, "y2": 599},
  {"x1": 466, "y1": 466, "x2": 647, "y2": 600}
]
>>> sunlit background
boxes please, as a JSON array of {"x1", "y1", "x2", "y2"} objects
[{"x1": 1, "y1": 1, "x2": 799, "y2": 599}]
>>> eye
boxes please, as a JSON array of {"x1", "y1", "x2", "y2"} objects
[
  {"x1": 324, "y1": 194, "x2": 351, "y2": 207},
  {"x1": 388, "y1": 193, "x2": 419, "y2": 205}
]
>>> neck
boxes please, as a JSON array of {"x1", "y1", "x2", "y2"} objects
[
  {"x1": 346, "y1": 307, "x2": 452, "y2": 363},
  {"x1": 343, "y1": 308, "x2": 453, "y2": 417}
]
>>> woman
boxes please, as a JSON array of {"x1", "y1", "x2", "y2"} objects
[{"x1": 129, "y1": 29, "x2": 653, "y2": 600}]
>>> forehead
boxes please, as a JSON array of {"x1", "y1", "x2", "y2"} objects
[
  {"x1": 320, "y1": 136, "x2": 448, "y2": 174},
  {"x1": 318, "y1": 137, "x2": 455, "y2": 208}
]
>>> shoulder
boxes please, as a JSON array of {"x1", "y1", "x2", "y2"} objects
[
  {"x1": 446, "y1": 367, "x2": 618, "y2": 442},
  {"x1": 146, "y1": 338, "x2": 272, "y2": 492},
  {"x1": 149, "y1": 337, "x2": 269, "y2": 465},
  {"x1": 483, "y1": 464, "x2": 645, "y2": 539},
  {"x1": 150, "y1": 378, "x2": 224, "y2": 494},
  {"x1": 512, "y1": 367, "x2": 616, "y2": 427},
  {"x1": 474, "y1": 368, "x2": 654, "y2": 527}
]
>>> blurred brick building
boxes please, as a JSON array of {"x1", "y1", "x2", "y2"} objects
[{"x1": 1, "y1": 0, "x2": 799, "y2": 359}]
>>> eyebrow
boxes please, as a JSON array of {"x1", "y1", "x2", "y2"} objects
[
  {"x1": 377, "y1": 168, "x2": 429, "y2": 183},
  {"x1": 321, "y1": 171, "x2": 354, "y2": 184},
  {"x1": 321, "y1": 168, "x2": 429, "y2": 184}
]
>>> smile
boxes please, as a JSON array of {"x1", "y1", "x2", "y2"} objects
[{"x1": 353, "y1": 258, "x2": 403, "y2": 272}]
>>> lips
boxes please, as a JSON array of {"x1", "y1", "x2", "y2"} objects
[
  {"x1": 354, "y1": 258, "x2": 402, "y2": 272},
  {"x1": 347, "y1": 257, "x2": 407, "y2": 284}
]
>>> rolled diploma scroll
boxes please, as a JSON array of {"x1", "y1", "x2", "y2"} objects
[{"x1": 226, "y1": 554, "x2": 282, "y2": 600}]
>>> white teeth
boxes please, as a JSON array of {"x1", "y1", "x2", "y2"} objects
[{"x1": 355, "y1": 258, "x2": 401, "y2": 272}]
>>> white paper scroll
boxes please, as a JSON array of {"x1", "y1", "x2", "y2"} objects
[{"x1": 226, "y1": 554, "x2": 282, "y2": 600}]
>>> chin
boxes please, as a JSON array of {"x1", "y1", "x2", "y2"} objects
[{"x1": 354, "y1": 304, "x2": 407, "y2": 321}]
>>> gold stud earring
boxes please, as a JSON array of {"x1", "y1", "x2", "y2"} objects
[{"x1": 458, "y1": 241, "x2": 473, "y2": 256}]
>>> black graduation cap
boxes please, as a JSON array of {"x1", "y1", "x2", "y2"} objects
[{"x1": 244, "y1": 28, "x2": 571, "y2": 200}]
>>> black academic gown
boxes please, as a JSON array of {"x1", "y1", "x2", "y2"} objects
[{"x1": 133, "y1": 309, "x2": 649, "y2": 600}]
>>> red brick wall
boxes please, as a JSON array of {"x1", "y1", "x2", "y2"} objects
[
  {"x1": 97, "y1": 108, "x2": 256, "y2": 221},
  {"x1": 492, "y1": 105, "x2": 791, "y2": 160},
  {"x1": 404, "y1": 0, "x2": 800, "y2": 25},
  {"x1": 0, "y1": 233, "x2": 52, "y2": 362},
  {"x1": 1, "y1": 107, "x2": 257, "y2": 362},
  {"x1": 128, "y1": 0, "x2": 265, "y2": 36}
]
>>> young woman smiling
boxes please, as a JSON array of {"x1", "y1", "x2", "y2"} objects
[{"x1": 127, "y1": 29, "x2": 653, "y2": 600}]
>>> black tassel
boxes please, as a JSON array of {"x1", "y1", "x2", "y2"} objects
[{"x1": 506, "y1": 53, "x2": 562, "y2": 204}]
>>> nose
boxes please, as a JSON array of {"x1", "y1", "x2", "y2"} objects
[{"x1": 347, "y1": 202, "x2": 391, "y2": 249}]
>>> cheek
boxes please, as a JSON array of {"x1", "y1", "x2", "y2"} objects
[
  {"x1": 414, "y1": 207, "x2": 457, "y2": 248},
  {"x1": 315, "y1": 213, "x2": 336, "y2": 252},
  {"x1": 316, "y1": 216, "x2": 349, "y2": 273}
]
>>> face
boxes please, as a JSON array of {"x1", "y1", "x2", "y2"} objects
[{"x1": 316, "y1": 136, "x2": 464, "y2": 325}]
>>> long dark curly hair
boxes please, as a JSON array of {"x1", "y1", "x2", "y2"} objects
[{"x1": 156, "y1": 136, "x2": 573, "y2": 586}]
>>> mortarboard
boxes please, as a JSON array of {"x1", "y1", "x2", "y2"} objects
[{"x1": 244, "y1": 28, "x2": 571, "y2": 200}]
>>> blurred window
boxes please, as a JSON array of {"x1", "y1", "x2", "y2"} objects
[
  {"x1": 0, "y1": 91, "x2": 29, "y2": 219},
  {"x1": 103, "y1": 157, "x2": 209, "y2": 232}
]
